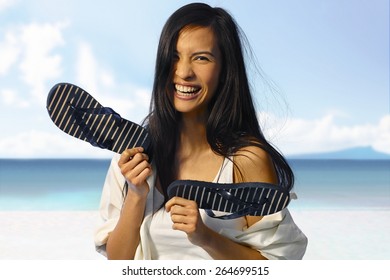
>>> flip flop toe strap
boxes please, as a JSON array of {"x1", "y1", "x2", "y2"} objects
[
  {"x1": 69, "y1": 104, "x2": 122, "y2": 150},
  {"x1": 204, "y1": 187, "x2": 276, "y2": 220}
]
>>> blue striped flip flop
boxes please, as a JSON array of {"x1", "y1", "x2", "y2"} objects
[
  {"x1": 46, "y1": 82, "x2": 151, "y2": 155},
  {"x1": 167, "y1": 180, "x2": 290, "y2": 219}
]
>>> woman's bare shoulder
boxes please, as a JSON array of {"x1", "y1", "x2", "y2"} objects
[{"x1": 233, "y1": 145, "x2": 278, "y2": 184}]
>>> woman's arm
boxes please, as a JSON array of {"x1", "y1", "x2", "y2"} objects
[
  {"x1": 166, "y1": 145, "x2": 277, "y2": 259},
  {"x1": 234, "y1": 146, "x2": 278, "y2": 227},
  {"x1": 105, "y1": 147, "x2": 152, "y2": 260}
]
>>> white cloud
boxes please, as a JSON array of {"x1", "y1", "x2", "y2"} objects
[
  {"x1": 0, "y1": 31, "x2": 20, "y2": 75},
  {"x1": 373, "y1": 115, "x2": 390, "y2": 153},
  {"x1": 0, "y1": 130, "x2": 113, "y2": 158},
  {"x1": 261, "y1": 113, "x2": 390, "y2": 156},
  {"x1": 0, "y1": 21, "x2": 68, "y2": 106},
  {"x1": 19, "y1": 21, "x2": 68, "y2": 103},
  {"x1": 76, "y1": 42, "x2": 98, "y2": 94},
  {"x1": 0, "y1": 0, "x2": 17, "y2": 12},
  {"x1": 0, "y1": 89, "x2": 29, "y2": 107},
  {"x1": 75, "y1": 41, "x2": 151, "y2": 121}
]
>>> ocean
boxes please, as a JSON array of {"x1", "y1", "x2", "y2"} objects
[
  {"x1": 0, "y1": 159, "x2": 389, "y2": 211},
  {"x1": 0, "y1": 159, "x2": 110, "y2": 211}
]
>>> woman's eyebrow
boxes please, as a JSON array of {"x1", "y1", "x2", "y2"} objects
[
  {"x1": 191, "y1": 51, "x2": 216, "y2": 57},
  {"x1": 174, "y1": 50, "x2": 216, "y2": 57}
]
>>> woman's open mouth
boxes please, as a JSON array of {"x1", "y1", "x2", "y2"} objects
[{"x1": 174, "y1": 84, "x2": 201, "y2": 99}]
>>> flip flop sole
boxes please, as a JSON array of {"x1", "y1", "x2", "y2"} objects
[
  {"x1": 46, "y1": 83, "x2": 151, "y2": 154},
  {"x1": 168, "y1": 180, "x2": 290, "y2": 218}
]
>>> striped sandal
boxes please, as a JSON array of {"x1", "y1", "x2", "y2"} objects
[
  {"x1": 46, "y1": 82, "x2": 151, "y2": 155},
  {"x1": 167, "y1": 180, "x2": 290, "y2": 219}
]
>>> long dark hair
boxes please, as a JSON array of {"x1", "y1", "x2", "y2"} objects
[{"x1": 145, "y1": 3, "x2": 294, "y2": 199}]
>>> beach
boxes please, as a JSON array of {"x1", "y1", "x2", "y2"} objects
[
  {"x1": 1, "y1": 209, "x2": 389, "y2": 260},
  {"x1": 291, "y1": 209, "x2": 390, "y2": 259},
  {"x1": 1, "y1": 158, "x2": 389, "y2": 260},
  {"x1": 0, "y1": 211, "x2": 104, "y2": 260}
]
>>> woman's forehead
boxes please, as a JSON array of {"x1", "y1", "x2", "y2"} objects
[{"x1": 176, "y1": 27, "x2": 218, "y2": 52}]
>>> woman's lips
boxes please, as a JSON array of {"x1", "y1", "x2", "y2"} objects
[{"x1": 174, "y1": 84, "x2": 201, "y2": 100}]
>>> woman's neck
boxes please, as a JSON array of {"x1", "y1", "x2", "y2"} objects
[{"x1": 178, "y1": 114, "x2": 210, "y2": 156}]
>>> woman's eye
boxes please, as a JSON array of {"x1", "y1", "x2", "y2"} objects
[{"x1": 194, "y1": 56, "x2": 210, "y2": 61}]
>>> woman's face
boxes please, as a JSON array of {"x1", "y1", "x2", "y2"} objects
[{"x1": 172, "y1": 26, "x2": 221, "y2": 117}]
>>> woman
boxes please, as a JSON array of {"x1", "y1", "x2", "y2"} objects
[{"x1": 95, "y1": 2, "x2": 307, "y2": 260}]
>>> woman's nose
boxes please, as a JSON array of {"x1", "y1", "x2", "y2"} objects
[{"x1": 175, "y1": 59, "x2": 194, "y2": 80}]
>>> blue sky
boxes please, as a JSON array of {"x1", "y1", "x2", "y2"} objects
[{"x1": 0, "y1": 0, "x2": 389, "y2": 158}]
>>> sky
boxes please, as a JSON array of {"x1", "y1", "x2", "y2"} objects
[{"x1": 0, "y1": 0, "x2": 389, "y2": 158}]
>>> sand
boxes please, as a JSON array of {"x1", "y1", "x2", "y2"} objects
[
  {"x1": 0, "y1": 211, "x2": 104, "y2": 260},
  {"x1": 0, "y1": 209, "x2": 389, "y2": 260}
]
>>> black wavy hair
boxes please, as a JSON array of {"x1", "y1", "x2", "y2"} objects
[{"x1": 144, "y1": 3, "x2": 294, "y2": 199}]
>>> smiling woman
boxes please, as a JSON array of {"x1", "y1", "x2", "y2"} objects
[
  {"x1": 173, "y1": 27, "x2": 221, "y2": 116},
  {"x1": 94, "y1": 3, "x2": 307, "y2": 260}
]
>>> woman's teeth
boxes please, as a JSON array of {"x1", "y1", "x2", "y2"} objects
[{"x1": 175, "y1": 84, "x2": 200, "y2": 94}]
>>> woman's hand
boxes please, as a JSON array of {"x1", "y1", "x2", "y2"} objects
[
  {"x1": 118, "y1": 147, "x2": 152, "y2": 199},
  {"x1": 165, "y1": 197, "x2": 210, "y2": 246},
  {"x1": 165, "y1": 196, "x2": 267, "y2": 260}
]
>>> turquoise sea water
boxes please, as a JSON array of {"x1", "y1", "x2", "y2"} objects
[
  {"x1": 0, "y1": 159, "x2": 110, "y2": 210},
  {"x1": 0, "y1": 159, "x2": 389, "y2": 211},
  {"x1": 289, "y1": 160, "x2": 390, "y2": 210}
]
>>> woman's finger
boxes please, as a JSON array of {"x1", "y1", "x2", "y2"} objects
[
  {"x1": 119, "y1": 153, "x2": 149, "y2": 177},
  {"x1": 165, "y1": 196, "x2": 197, "y2": 212},
  {"x1": 124, "y1": 161, "x2": 152, "y2": 186},
  {"x1": 118, "y1": 147, "x2": 144, "y2": 166}
]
